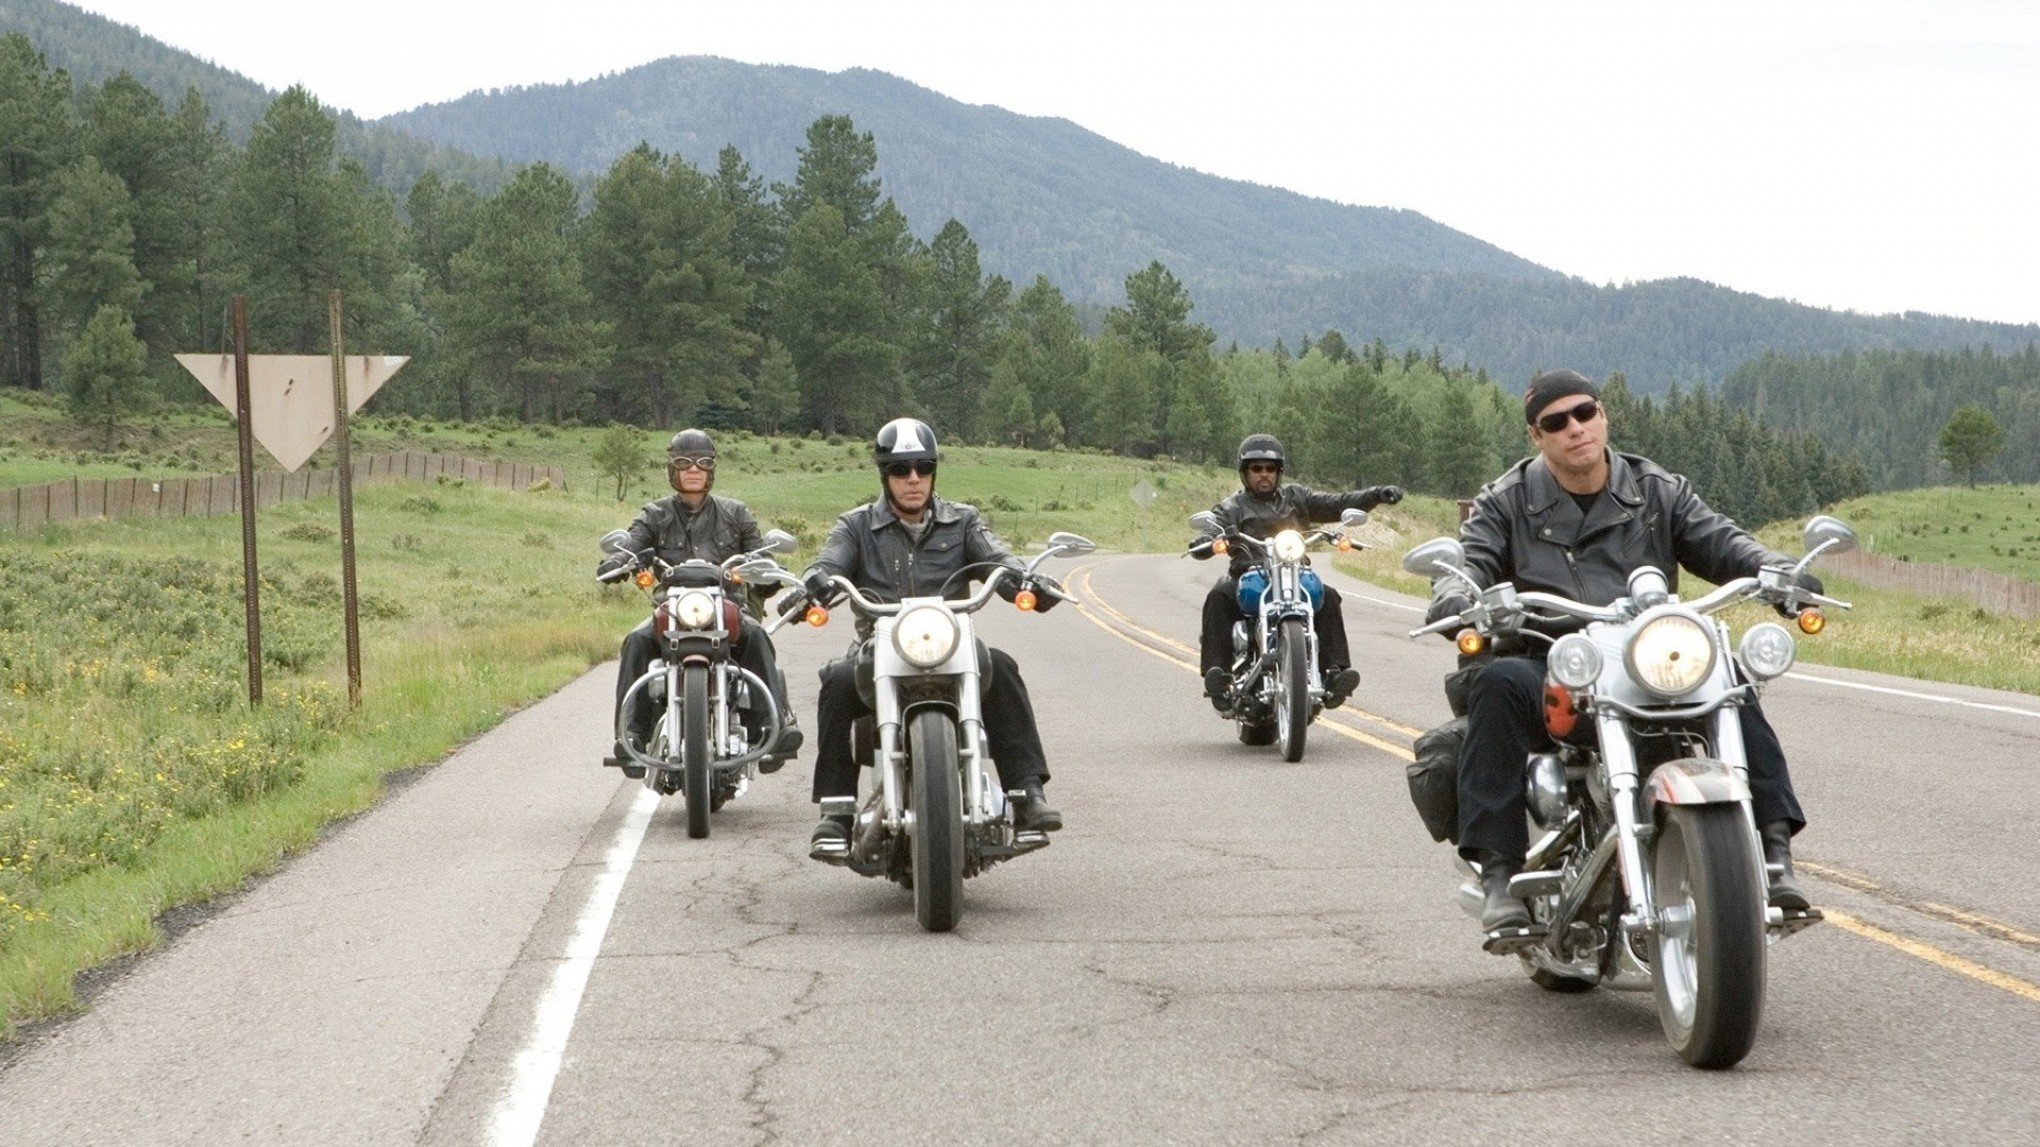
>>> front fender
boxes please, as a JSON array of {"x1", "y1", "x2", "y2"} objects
[{"x1": 1643, "y1": 757, "x2": 1751, "y2": 809}]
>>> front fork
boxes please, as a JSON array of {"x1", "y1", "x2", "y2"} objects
[{"x1": 1603, "y1": 705, "x2": 1754, "y2": 939}]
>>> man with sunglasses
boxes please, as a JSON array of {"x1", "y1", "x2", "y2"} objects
[
  {"x1": 1427, "y1": 369, "x2": 1820, "y2": 941},
  {"x1": 1193, "y1": 433, "x2": 1404, "y2": 712},
  {"x1": 779, "y1": 417, "x2": 1067, "y2": 849},
  {"x1": 599, "y1": 428, "x2": 801, "y2": 772}
]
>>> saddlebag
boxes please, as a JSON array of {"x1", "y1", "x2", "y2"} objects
[{"x1": 1408, "y1": 717, "x2": 1464, "y2": 844}]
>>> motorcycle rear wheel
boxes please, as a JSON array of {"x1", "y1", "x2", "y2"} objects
[
  {"x1": 908, "y1": 710, "x2": 965, "y2": 932},
  {"x1": 1276, "y1": 618, "x2": 1310, "y2": 762},
  {"x1": 1650, "y1": 804, "x2": 1766, "y2": 1068},
  {"x1": 682, "y1": 665, "x2": 712, "y2": 839}
]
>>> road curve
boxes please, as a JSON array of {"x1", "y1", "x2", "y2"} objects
[{"x1": 3, "y1": 553, "x2": 2037, "y2": 1144}]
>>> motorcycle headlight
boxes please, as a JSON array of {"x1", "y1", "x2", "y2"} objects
[
  {"x1": 893, "y1": 604, "x2": 961, "y2": 668},
  {"x1": 1738, "y1": 622, "x2": 1797, "y2": 681},
  {"x1": 672, "y1": 590, "x2": 717, "y2": 630},
  {"x1": 1547, "y1": 633, "x2": 1603, "y2": 690},
  {"x1": 1625, "y1": 609, "x2": 1717, "y2": 698},
  {"x1": 1272, "y1": 529, "x2": 1306, "y2": 562}
]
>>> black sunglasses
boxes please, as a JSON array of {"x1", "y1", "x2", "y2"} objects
[
  {"x1": 883, "y1": 460, "x2": 936, "y2": 479},
  {"x1": 1534, "y1": 400, "x2": 1602, "y2": 434},
  {"x1": 1243, "y1": 462, "x2": 1281, "y2": 475},
  {"x1": 668, "y1": 455, "x2": 716, "y2": 472}
]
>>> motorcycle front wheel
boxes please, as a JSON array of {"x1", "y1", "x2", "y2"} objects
[
  {"x1": 1650, "y1": 804, "x2": 1766, "y2": 1068},
  {"x1": 682, "y1": 664, "x2": 712, "y2": 839},
  {"x1": 907, "y1": 709, "x2": 965, "y2": 932},
  {"x1": 1276, "y1": 617, "x2": 1310, "y2": 762}
]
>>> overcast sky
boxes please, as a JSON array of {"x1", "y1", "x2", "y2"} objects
[{"x1": 65, "y1": 0, "x2": 2040, "y2": 326}]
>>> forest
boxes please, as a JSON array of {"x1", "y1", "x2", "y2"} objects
[{"x1": 0, "y1": 32, "x2": 1935, "y2": 531}]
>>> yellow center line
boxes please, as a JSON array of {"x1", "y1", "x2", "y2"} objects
[
  {"x1": 1800, "y1": 861, "x2": 2040, "y2": 952},
  {"x1": 1826, "y1": 911, "x2": 2040, "y2": 1006},
  {"x1": 1070, "y1": 565, "x2": 1415, "y2": 761}
]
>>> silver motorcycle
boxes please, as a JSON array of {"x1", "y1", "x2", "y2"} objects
[
  {"x1": 598, "y1": 528, "x2": 800, "y2": 839},
  {"x1": 758, "y1": 532, "x2": 1095, "y2": 932},
  {"x1": 1189, "y1": 507, "x2": 1368, "y2": 761},
  {"x1": 1403, "y1": 515, "x2": 1855, "y2": 1068}
]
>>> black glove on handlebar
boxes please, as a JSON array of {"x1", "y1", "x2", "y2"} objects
[
  {"x1": 1029, "y1": 576, "x2": 1068, "y2": 614},
  {"x1": 776, "y1": 589, "x2": 810, "y2": 618},
  {"x1": 1187, "y1": 536, "x2": 1218, "y2": 560},
  {"x1": 1426, "y1": 592, "x2": 1473, "y2": 638},
  {"x1": 596, "y1": 557, "x2": 632, "y2": 583},
  {"x1": 1357, "y1": 485, "x2": 1404, "y2": 510},
  {"x1": 1775, "y1": 571, "x2": 1825, "y2": 619}
]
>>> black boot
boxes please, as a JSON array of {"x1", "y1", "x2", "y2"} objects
[
  {"x1": 1762, "y1": 820, "x2": 1811, "y2": 911},
  {"x1": 759, "y1": 724, "x2": 802, "y2": 774},
  {"x1": 1204, "y1": 667, "x2": 1231, "y2": 713},
  {"x1": 1323, "y1": 665, "x2": 1360, "y2": 709},
  {"x1": 1478, "y1": 854, "x2": 1531, "y2": 933},
  {"x1": 1014, "y1": 782, "x2": 1063, "y2": 832},
  {"x1": 810, "y1": 811, "x2": 851, "y2": 847}
]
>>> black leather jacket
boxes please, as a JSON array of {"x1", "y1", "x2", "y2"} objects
[
  {"x1": 1202, "y1": 484, "x2": 1379, "y2": 576},
  {"x1": 619, "y1": 493, "x2": 763, "y2": 568},
  {"x1": 804, "y1": 495, "x2": 1025, "y2": 637},
  {"x1": 1427, "y1": 450, "x2": 1790, "y2": 639}
]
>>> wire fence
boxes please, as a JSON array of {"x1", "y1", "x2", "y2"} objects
[
  {"x1": 1824, "y1": 550, "x2": 2040, "y2": 620},
  {"x1": 0, "y1": 452, "x2": 566, "y2": 533}
]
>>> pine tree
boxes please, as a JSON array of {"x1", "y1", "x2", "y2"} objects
[
  {"x1": 42, "y1": 157, "x2": 146, "y2": 344},
  {"x1": 0, "y1": 34, "x2": 76, "y2": 390},
  {"x1": 916, "y1": 219, "x2": 1008, "y2": 436},
  {"x1": 62, "y1": 305, "x2": 150, "y2": 448}
]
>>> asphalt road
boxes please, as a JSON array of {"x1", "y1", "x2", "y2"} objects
[{"x1": 4, "y1": 552, "x2": 2038, "y2": 1144}]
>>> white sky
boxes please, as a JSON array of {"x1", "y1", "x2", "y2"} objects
[{"x1": 63, "y1": 0, "x2": 2040, "y2": 325}]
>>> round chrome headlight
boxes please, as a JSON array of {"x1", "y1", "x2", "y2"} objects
[
  {"x1": 1625, "y1": 609, "x2": 1716, "y2": 698},
  {"x1": 1547, "y1": 633, "x2": 1604, "y2": 690},
  {"x1": 1738, "y1": 622, "x2": 1797, "y2": 681},
  {"x1": 1272, "y1": 529, "x2": 1306, "y2": 562},
  {"x1": 672, "y1": 590, "x2": 717, "y2": 630},
  {"x1": 893, "y1": 605, "x2": 961, "y2": 668}
]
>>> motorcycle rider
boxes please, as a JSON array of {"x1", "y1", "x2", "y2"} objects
[
  {"x1": 599, "y1": 428, "x2": 802, "y2": 772},
  {"x1": 1193, "y1": 433, "x2": 1403, "y2": 711},
  {"x1": 779, "y1": 417, "x2": 1067, "y2": 848},
  {"x1": 1426, "y1": 369, "x2": 1818, "y2": 938}
]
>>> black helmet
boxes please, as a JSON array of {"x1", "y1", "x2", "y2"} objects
[
  {"x1": 667, "y1": 428, "x2": 716, "y2": 460},
  {"x1": 1237, "y1": 433, "x2": 1285, "y2": 470},
  {"x1": 666, "y1": 427, "x2": 717, "y2": 492},
  {"x1": 873, "y1": 418, "x2": 939, "y2": 467}
]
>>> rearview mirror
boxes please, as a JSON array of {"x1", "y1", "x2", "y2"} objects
[
  {"x1": 598, "y1": 529, "x2": 634, "y2": 555},
  {"x1": 762, "y1": 529, "x2": 799, "y2": 554},
  {"x1": 1802, "y1": 515, "x2": 1858, "y2": 557},
  {"x1": 1188, "y1": 511, "x2": 1221, "y2": 534},
  {"x1": 734, "y1": 557, "x2": 784, "y2": 580},
  {"x1": 1401, "y1": 537, "x2": 1465, "y2": 577},
  {"x1": 1340, "y1": 508, "x2": 1369, "y2": 528},
  {"x1": 1046, "y1": 531, "x2": 1096, "y2": 556}
]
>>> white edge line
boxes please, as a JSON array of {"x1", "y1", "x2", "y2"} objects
[
  {"x1": 488, "y1": 785, "x2": 659, "y2": 1147},
  {"x1": 1344, "y1": 588, "x2": 2040, "y2": 720}
]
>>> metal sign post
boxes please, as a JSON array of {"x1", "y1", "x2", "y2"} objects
[
  {"x1": 1129, "y1": 478, "x2": 1158, "y2": 550},
  {"x1": 230, "y1": 296, "x2": 264, "y2": 706},
  {"x1": 329, "y1": 291, "x2": 362, "y2": 708}
]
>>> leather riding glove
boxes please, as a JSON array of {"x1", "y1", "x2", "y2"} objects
[{"x1": 1357, "y1": 485, "x2": 1404, "y2": 510}]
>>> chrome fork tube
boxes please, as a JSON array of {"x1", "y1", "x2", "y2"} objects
[
  {"x1": 877, "y1": 677, "x2": 904, "y2": 830},
  {"x1": 1597, "y1": 710, "x2": 1656, "y2": 932}
]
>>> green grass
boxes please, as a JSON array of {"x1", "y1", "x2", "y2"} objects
[{"x1": 1813, "y1": 484, "x2": 2040, "y2": 581}]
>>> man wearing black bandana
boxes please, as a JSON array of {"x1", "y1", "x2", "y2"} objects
[{"x1": 1426, "y1": 370, "x2": 1821, "y2": 941}]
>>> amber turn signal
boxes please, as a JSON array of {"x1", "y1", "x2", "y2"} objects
[
  {"x1": 1212, "y1": 538, "x2": 1229, "y2": 556},
  {"x1": 634, "y1": 570, "x2": 655, "y2": 590},
  {"x1": 1796, "y1": 608, "x2": 1825, "y2": 635},
  {"x1": 1335, "y1": 537, "x2": 1352, "y2": 552},
  {"x1": 1014, "y1": 589, "x2": 1038, "y2": 611},
  {"x1": 805, "y1": 606, "x2": 830, "y2": 627},
  {"x1": 1456, "y1": 629, "x2": 1487, "y2": 657}
]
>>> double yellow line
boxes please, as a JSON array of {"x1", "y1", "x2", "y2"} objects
[{"x1": 1068, "y1": 557, "x2": 2040, "y2": 1010}]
